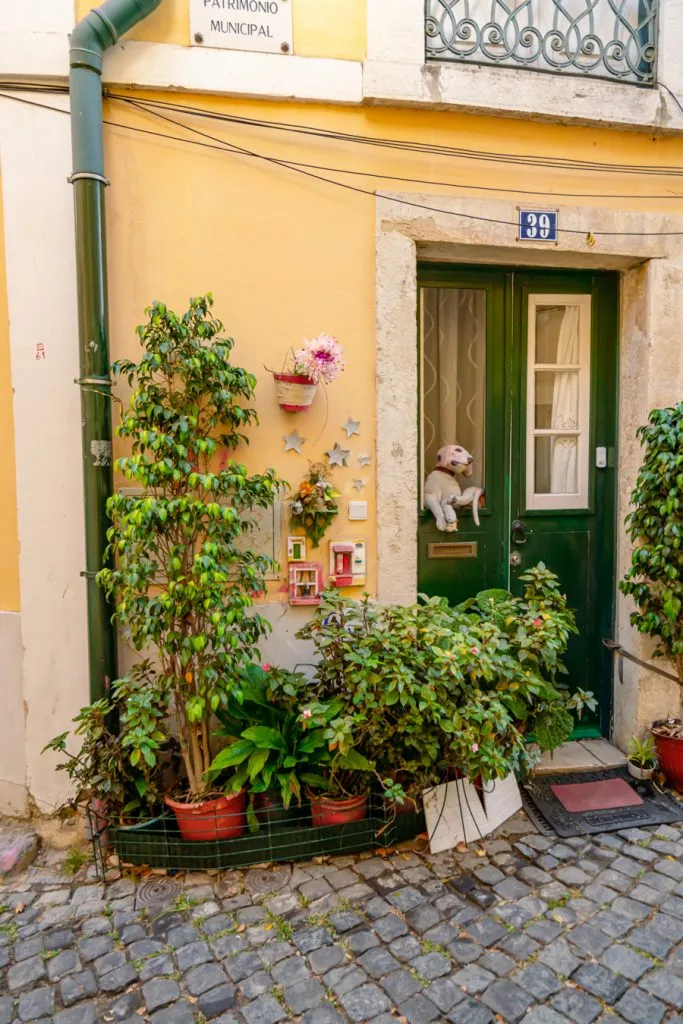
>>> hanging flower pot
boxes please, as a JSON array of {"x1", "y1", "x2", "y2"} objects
[
  {"x1": 273, "y1": 372, "x2": 317, "y2": 412},
  {"x1": 272, "y1": 334, "x2": 344, "y2": 413}
]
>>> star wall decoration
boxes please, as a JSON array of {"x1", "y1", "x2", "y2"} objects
[
  {"x1": 352, "y1": 478, "x2": 367, "y2": 491},
  {"x1": 358, "y1": 453, "x2": 372, "y2": 467},
  {"x1": 283, "y1": 429, "x2": 306, "y2": 454},
  {"x1": 342, "y1": 417, "x2": 361, "y2": 438},
  {"x1": 326, "y1": 442, "x2": 351, "y2": 468}
]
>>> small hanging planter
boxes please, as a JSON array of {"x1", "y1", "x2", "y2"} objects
[
  {"x1": 271, "y1": 333, "x2": 344, "y2": 413},
  {"x1": 273, "y1": 372, "x2": 317, "y2": 412}
]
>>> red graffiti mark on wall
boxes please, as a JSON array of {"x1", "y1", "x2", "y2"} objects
[{"x1": 35, "y1": 344, "x2": 46, "y2": 360}]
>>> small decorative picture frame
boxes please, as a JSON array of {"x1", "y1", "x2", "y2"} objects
[
  {"x1": 287, "y1": 536, "x2": 307, "y2": 562},
  {"x1": 288, "y1": 563, "x2": 323, "y2": 605}
]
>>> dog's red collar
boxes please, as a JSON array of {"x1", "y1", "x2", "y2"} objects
[{"x1": 433, "y1": 465, "x2": 460, "y2": 477}]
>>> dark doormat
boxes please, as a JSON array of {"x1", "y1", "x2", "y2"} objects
[{"x1": 521, "y1": 766, "x2": 683, "y2": 838}]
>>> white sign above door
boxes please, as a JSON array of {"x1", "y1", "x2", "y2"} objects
[{"x1": 190, "y1": 0, "x2": 293, "y2": 55}]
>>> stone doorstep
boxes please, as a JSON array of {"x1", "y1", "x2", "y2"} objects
[{"x1": 534, "y1": 740, "x2": 626, "y2": 775}]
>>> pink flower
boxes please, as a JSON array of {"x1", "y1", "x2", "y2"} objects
[
  {"x1": 262, "y1": 663, "x2": 272, "y2": 672},
  {"x1": 533, "y1": 618, "x2": 542, "y2": 627},
  {"x1": 472, "y1": 743, "x2": 479, "y2": 753},
  {"x1": 302, "y1": 708, "x2": 313, "y2": 720},
  {"x1": 293, "y1": 334, "x2": 345, "y2": 385},
  {"x1": 471, "y1": 646, "x2": 479, "y2": 655}
]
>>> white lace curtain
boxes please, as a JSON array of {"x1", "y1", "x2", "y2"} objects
[{"x1": 422, "y1": 288, "x2": 486, "y2": 488}]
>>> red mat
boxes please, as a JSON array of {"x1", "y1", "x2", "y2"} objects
[{"x1": 550, "y1": 778, "x2": 643, "y2": 813}]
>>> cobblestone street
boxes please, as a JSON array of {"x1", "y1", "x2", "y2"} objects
[{"x1": 3, "y1": 814, "x2": 683, "y2": 1024}]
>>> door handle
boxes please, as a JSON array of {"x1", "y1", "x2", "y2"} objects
[{"x1": 511, "y1": 520, "x2": 528, "y2": 545}]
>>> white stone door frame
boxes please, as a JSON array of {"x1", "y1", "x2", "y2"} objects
[{"x1": 375, "y1": 193, "x2": 683, "y2": 744}]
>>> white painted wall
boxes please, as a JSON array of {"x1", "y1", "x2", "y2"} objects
[
  {"x1": 0, "y1": 612, "x2": 27, "y2": 817},
  {"x1": 0, "y1": 92, "x2": 88, "y2": 814}
]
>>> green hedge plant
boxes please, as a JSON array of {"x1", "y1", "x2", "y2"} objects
[
  {"x1": 620, "y1": 402, "x2": 683, "y2": 691},
  {"x1": 299, "y1": 565, "x2": 594, "y2": 788},
  {"x1": 99, "y1": 295, "x2": 282, "y2": 802}
]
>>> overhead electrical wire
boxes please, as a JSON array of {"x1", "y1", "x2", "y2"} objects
[
  {"x1": 3, "y1": 85, "x2": 683, "y2": 237},
  {"x1": 4, "y1": 78, "x2": 683, "y2": 183},
  {"x1": 114, "y1": 93, "x2": 683, "y2": 237},
  {"x1": 106, "y1": 89, "x2": 683, "y2": 179}
]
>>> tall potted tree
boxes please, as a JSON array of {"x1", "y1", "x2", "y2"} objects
[
  {"x1": 99, "y1": 295, "x2": 282, "y2": 840},
  {"x1": 620, "y1": 402, "x2": 683, "y2": 789}
]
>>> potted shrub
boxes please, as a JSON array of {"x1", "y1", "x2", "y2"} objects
[
  {"x1": 299, "y1": 566, "x2": 593, "y2": 847},
  {"x1": 99, "y1": 295, "x2": 283, "y2": 841},
  {"x1": 620, "y1": 402, "x2": 683, "y2": 790},
  {"x1": 272, "y1": 334, "x2": 344, "y2": 412},
  {"x1": 208, "y1": 663, "x2": 382, "y2": 829},
  {"x1": 626, "y1": 735, "x2": 657, "y2": 781},
  {"x1": 43, "y1": 673, "x2": 171, "y2": 841}
]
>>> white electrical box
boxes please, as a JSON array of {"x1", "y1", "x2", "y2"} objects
[{"x1": 348, "y1": 500, "x2": 368, "y2": 521}]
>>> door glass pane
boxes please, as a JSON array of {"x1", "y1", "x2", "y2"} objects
[
  {"x1": 526, "y1": 295, "x2": 591, "y2": 510},
  {"x1": 534, "y1": 436, "x2": 578, "y2": 495},
  {"x1": 535, "y1": 303, "x2": 581, "y2": 365},
  {"x1": 534, "y1": 370, "x2": 579, "y2": 430},
  {"x1": 421, "y1": 287, "x2": 486, "y2": 496}
]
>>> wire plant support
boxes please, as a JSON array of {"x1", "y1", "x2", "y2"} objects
[
  {"x1": 425, "y1": 0, "x2": 658, "y2": 85},
  {"x1": 88, "y1": 796, "x2": 426, "y2": 880}
]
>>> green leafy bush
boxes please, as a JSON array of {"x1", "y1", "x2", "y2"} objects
[
  {"x1": 620, "y1": 402, "x2": 683, "y2": 686},
  {"x1": 298, "y1": 565, "x2": 592, "y2": 787},
  {"x1": 98, "y1": 295, "x2": 283, "y2": 800}
]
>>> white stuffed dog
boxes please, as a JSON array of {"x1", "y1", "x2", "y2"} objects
[{"x1": 424, "y1": 444, "x2": 483, "y2": 532}]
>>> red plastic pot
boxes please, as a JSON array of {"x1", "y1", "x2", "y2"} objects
[
  {"x1": 653, "y1": 729, "x2": 683, "y2": 793},
  {"x1": 309, "y1": 792, "x2": 367, "y2": 828},
  {"x1": 164, "y1": 790, "x2": 246, "y2": 842},
  {"x1": 273, "y1": 372, "x2": 317, "y2": 412}
]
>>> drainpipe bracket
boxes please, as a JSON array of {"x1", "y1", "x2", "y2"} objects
[
  {"x1": 75, "y1": 376, "x2": 114, "y2": 387},
  {"x1": 80, "y1": 571, "x2": 100, "y2": 580},
  {"x1": 68, "y1": 172, "x2": 111, "y2": 186}
]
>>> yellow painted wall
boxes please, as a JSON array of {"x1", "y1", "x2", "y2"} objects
[
  {"x1": 101, "y1": 93, "x2": 683, "y2": 601},
  {"x1": 75, "y1": 0, "x2": 366, "y2": 60},
  {"x1": 0, "y1": 172, "x2": 20, "y2": 613}
]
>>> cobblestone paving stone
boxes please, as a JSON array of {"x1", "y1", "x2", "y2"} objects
[{"x1": 3, "y1": 816, "x2": 683, "y2": 1021}]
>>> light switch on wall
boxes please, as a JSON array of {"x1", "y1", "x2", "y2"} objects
[{"x1": 348, "y1": 500, "x2": 368, "y2": 520}]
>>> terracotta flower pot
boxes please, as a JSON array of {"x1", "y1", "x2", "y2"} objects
[
  {"x1": 308, "y1": 792, "x2": 367, "y2": 827},
  {"x1": 653, "y1": 727, "x2": 683, "y2": 792},
  {"x1": 164, "y1": 790, "x2": 246, "y2": 842},
  {"x1": 254, "y1": 790, "x2": 297, "y2": 827},
  {"x1": 273, "y1": 372, "x2": 317, "y2": 412}
]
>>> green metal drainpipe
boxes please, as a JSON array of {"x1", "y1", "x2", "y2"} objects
[{"x1": 70, "y1": 0, "x2": 163, "y2": 703}]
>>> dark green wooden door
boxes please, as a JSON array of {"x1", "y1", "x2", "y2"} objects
[{"x1": 418, "y1": 266, "x2": 618, "y2": 734}]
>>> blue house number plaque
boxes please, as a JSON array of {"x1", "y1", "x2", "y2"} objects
[{"x1": 519, "y1": 209, "x2": 558, "y2": 242}]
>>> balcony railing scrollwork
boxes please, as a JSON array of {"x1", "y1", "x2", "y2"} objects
[{"x1": 425, "y1": 0, "x2": 658, "y2": 85}]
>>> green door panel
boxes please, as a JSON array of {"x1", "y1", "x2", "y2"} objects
[{"x1": 417, "y1": 265, "x2": 618, "y2": 735}]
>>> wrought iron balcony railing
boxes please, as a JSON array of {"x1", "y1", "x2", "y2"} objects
[{"x1": 425, "y1": 0, "x2": 658, "y2": 85}]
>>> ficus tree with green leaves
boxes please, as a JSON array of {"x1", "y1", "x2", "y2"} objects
[
  {"x1": 98, "y1": 295, "x2": 282, "y2": 801},
  {"x1": 620, "y1": 402, "x2": 683, "y2": 687}
]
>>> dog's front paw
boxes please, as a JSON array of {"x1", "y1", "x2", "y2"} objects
[
  {"x1": 445, "y1": 521, "x2": 459, "y2": 533},
  {"x1": 435, "y1": 517, "x2": 448, "y2": 532}
]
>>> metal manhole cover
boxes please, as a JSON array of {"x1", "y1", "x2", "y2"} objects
[
  {"x1": 135, "y1": 875, "x2": 183, "y2": 910},
  {"x1": 244, "y1": 865, "x2": 292, "y2": 895}
]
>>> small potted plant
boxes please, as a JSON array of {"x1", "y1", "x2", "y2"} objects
[
  {"x1": 273, "y1": 333, "x2": 344, "y2": 412},
  {"x1": 43, "y1": 672, "x2": 172, "y2": 845},
  {"x1": 99, "y1": 295, "x2": 283, "y2": 842},
  {"x1": 206, "y1": 664, "x2": 346, "y2": 828},
  {"x1": 289, "y1": 463, "x2": 339, "y2": 547},
  {"x1": 620, "y1": 403, "x2": 683, "y2": 790},
  {"x1": 626, "y1": 735, "x2": 658, "y2": 781}
]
